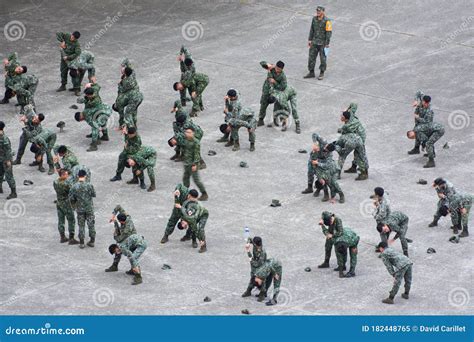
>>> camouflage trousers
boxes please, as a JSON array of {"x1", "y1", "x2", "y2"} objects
[
  {"x1": 183, "y1": 165, "x2": 206, "y2": 194},
  {"x1": 337, "y1": 145, "x2": 369, "y2": 173},
  {"x1": 425, "y1": 129, "x2": 445, "y2": 159},
  {"x1": 164, "y1": 207, "x2": 183, "y2": 236},
  {"x1": 327, "y1": 174, "x2": 343, "y2": 198},
  {"x1": 262, "y1": 268, "x2": 282, "y2": 300},
  {"x1": 115, "y1": 150, "x2": 129, "y2": 176},
  {"x1": 450, "y1": 204, "x2": 471, "y2": 230},
  {"x1": 76, "y1": 211, "x2": 96, "y2": 240},
  {"x1": 390, "y1": 265, "x2": 412, "y2": 298},
  {"x1": 191, "y1": 214, "x2": 208, "y2": 242},
  {"x1": 230, "y1": 118, "x2": 256, "y2": 143},
  {"x1": 0, "y1": 160, "x2": 15, "y2": 190},
  {"x1": 123, "y1": 92, "x2": 143, "y2": 128},
  {"x1": 258, "y1": 92, "x2": 271, "y2": 121},
  {"x1": 90, "y1": 126, "x2": 108, "y2": 145},
  {"x1": 40, "y1": 136, "x2": 57, "y2": 168},
  {"x1": 335, "y1": 237, "x2": 359, "y2": 272},
  {"x1": 380, "y1": 228, "x2": 408, "y2": 257},
  {"x1": 323, "y1": 238, "x2": 334, "y2": 262},
  {"x1": 179, "y1": 86, "x2": 193, "y2": 105},
  {"x1": 308, "y1": 44, "x2": 327, "y2": 72},
  {"x1": 191, "y1": 92, "x2": 204, "y2": 113},
  {"x1": 16, "y1": 130, "x2": 31, "y2": 161},
  {"x1": 433, "y1": 197, "x2": 449, "y2": 220},
  {"x1": 57, "y1": 203, "x2": 75, "y2": 234},
  {"x1": 123, "y1": 241, "x2": 148, "y2": 268},
  {"x1": 61, "y1": 59, "x2": 80, "y2": 87},
  {"x1": 274, "y1": 100, "x2": 299, "y2": 123}
]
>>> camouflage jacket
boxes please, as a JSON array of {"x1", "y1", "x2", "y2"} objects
[
  {"x1": 182, "y1": 72, "x2": 209, "y2": 95},
  {"x1": 381, "y1": 247, "x2": 413, "y2": 276},
  {"x1": 179, "y1": 46, "x2": 195, "y2": 74},
  {"x1": 271, "y1": 85, "x2": 296, "y2": 113},
  {"x1": 10, "y1": 73, "x2": 38, "y2": 97},
  {"x1": 384, "y1": 211, "x2": 408, "y2": 239},
  {"x1": 374, "y1": 197, "x2": 391, "y2": 223},
  {"x1": 415, "y1": 105, "x2": 434, "y2": 125},
  {"x1": 79, "y1": 83, "x2": 102, "y2": 110},
  {"x1": 182, "y1": 120, "x2": 203, "y2": 141},
  {"x1": 308, "y1": 16, "x2": 332, "y2": 45},
  {"x1": 29, "y1": 128, "x2": 56, "y2": 151},
  {"x1": 174, "y1": 183, "x2": 190, "y2": 205},
  {"x1": 336, "y1": 132, "x2": 363, "y2": 151},
  {"x1": 182, "y1": 137, "x2": 201, "y2": 166},
  {"x1": 341, "y1": 116, "x2": 366, "y2": 142},
  {"x1": 69, "y1": 51, "x2": 95, "y2": 74},
  {"x1": 334, "y1": 227, "x2": 359, "y2": 246},
  {"x1": 247, "y1": 239, "x2": 267, "y2": 270},
  {"x1": 321, "y1": 216, "x2": 344, "y2": 240},
  {"x1": 69, "y1": 181, "x2": 96, "y2": 212},
  {"x1": 132, "y1": 146, "x2": 156, "y2": 170},
  {"x1": 449, "y1": 192, "x2": 473, "y2": 212},
  {"x1": 119, "y1": 234, "x2": 147, "y2": 268},
  {"x1": 124, "y1": 133, "x2": 142, "y2": 155},
  {"x1": 436, "y1": 180, "x2": 456, "y2": 202},
  {"x1": 56, "y1": 32, "x2": 81, "y2": 60},
  {"x1": 53, "y1": 178, "x2": 73, "y2": 205},
  {"x1": 180, "y1": 201, "x2": 209, "y2": 232},
  {"x1": 112, "y1": 205, "x2": 137, "y2": 243},
  {"x1": 255, "y1": 258, "x2": 282, "y2": 280},
  {"x1": 0, "y1": 132, "x2": 13, "y2": 161},
  {"x1": 53, "y1": 145, "x2": 79, "y2": 171},
  {"x1": 414, "y1": 121, "x2": 444, "y2": 143},
  {"x1": 260, "y1": 61, "x2": 287, "y2": 93},
  {"x1": 71, "y1": 165, "x2": 91, "y2": 183},
  {"x1": 225, "y1": 91, "x2": 242, "y2": 121}
]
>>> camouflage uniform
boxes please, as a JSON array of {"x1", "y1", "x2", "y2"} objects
[
  {"x1": 229, "y1": 108, "x2": 257, "y2": 147},
  {"x1": 412, "y1": 90, "x2": 434, "y2": 150},
  {"x1": 2, "y1": 52, "x2": 20, "y2": 102},
  {"x1": 171, "y1": 101, "x2": 189, "y2": 157},
  {"x1": 270, "y1": 85, "x2": 300, "y2": 125},
  {"x1": 56, "y1": 32, "x2": 81, "y2": 88},
  {"x1": 69, "y1": 51, "x2": 95, "y2": 86},
  {"x1": 307, "y1": 134, "x2": 329, "y2": 186},
  {"x1": 69, "y1": 180, "x2": 96, "y2": 241},
  {"x1": 71, "y1": 165, "x2": 92, "y2": 183},
  {"x1": 334, "y1": 227, "x2": 359, "y2": 274},
  {"x1": 380, "y1": 247, "x2": 413, "y2": 299},
  {"x1": 28, "y1": 128, "x2": 57, "y2": 170},
  {"x1": 15, "y1": 105, "x2": 42, "y2": 163},
  {"x1": 307, "y1": 15, "x2": 332, "y2": 73},
  {"x1": 164, "y1": 183, "x2": 189, "y2": 237},
  {"x1": 111, "y1": 205, "x2": 137, "y2": 265},
  {"x1": 259, "y1": 61, "x2": 287, "y2": 122},
  {"x1": 340, "y1": 105, "x2": 367, "y2": 173},
  {"x1": 53, "y1": 177, "x2": 75, "y2": 236},
  {"x1": 382, "y1": 211, "x2": 409, "y2": 256},
  {"x1": 10, "y1": 73, "x2": 39, "y2": 113},
  {"x1": 179, "y1": 46, "x2": 195, "y2": 106},
  {"x1": 118, "y1": 234, "x2": 147, "y2": 268},
  {"x1": 53, "y1": 145, "x2": 79, "y2": 172},
  {"x1": 182, "y1": 71, "x2": 209, "y2": 115},
  {"x1": 181, "y1": 201, "x2": 209, "y2": 243},
  {"x1": 131, "y1": 145, "x2": 157, "y2": 186},
  {"x1": 320, "y1": 213, "x2": 344, "y2": 265},
  {"x1": 414, "y1": 121, "x2": 445, "y2": 160},
  {"x1": 432, "y1": 179, "x2": 456, "y2": 224},
  {"x1": 115, "y1": 132, "x2": 142, "y2": 177},
  {"x1": 244, "y1": 238, "x2": 267, "y2": 294},
  {"x1": 335, "y1": 133, "x2": 369, "y2": 173},
  {"x1": 255, "y1": 259, "x2": 283, "y2": 301},
  {"x1": 182, "y1": 136, "x2": 207, "y2": 195},
  {"x1": 0, "y1": 131, "x2": 16, "y2": 193},
  {"x1": 448, "y1": 192, "x2": 472, "y2": 235}
]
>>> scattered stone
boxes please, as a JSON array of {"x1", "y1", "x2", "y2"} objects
[
  {"x1": 203, "y1": 296, "x2": 211, "y2": 302},
  {"x1": 69, "y1": 104, "x2": 78, "y2": 109},
  {"x1": 23, "y1": 180, "x2": 34, "y2": 186},
  {"x1": 304, "y1": 267, "x2": 311, "y2": 272},
  {"x1": 241, "y1": 309, "x2": 250, "y2": 315},
  {"x1": 56, "y1": 121, "x2": 66, "y2": 133},
  {"x1": 270, "y1": 199, "x2": 281, "y2": 207},
  {"x1": 208, "y1": 150, "x2": 217, "y2": 156},
  {"x1": 449, "y1": 236, "x2": 460, "y2": 244},
  {"x1": 161, "y1": 264, "x2": 172, "y2": 270},
  {"x1": 298, "y1": 149, "x2": 307, "y2": 154},
  {"x1": 443, "y1": 142, "x2": 449, "y2": 149},
  {"x1": 239, "y1": 161, "x2": 248, "y2": 168},
  {"x1": 426, "y1": 247, "x2": 436, "y2": 254},
  {"x1": 417, "y1": 179, "x2": 427, "y2": 185}
]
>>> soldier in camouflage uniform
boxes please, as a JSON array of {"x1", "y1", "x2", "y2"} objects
[
  {"x1": 177, "y1": 197, "x2": 209, "y2": 253},
  {"x1": 448, "y1": 192, "x2": 472, "y2": 237},
  {"x1": 339, "y1": 109, "x2": 368, "y2": 180},
  {"x1": 267, "y1": 85, "x2": 301, "y2": 133},
  {"x1": 53, "y1": 169, "x2": 78, "y2": 244},
  {"x1": 242, "y1": 236, "x2": 267, "y2": 298},
  {"x1": 1, "y1": 52, "x2": 20, "y2": 104},
  {"x1": 258, "y1": 60, "x2": 287, "y2": 126},
  {"x1": 70, "y1": 164, "x2": 92, "y2": 183},
  {"x1": 110, "y1": 126, "x2": 142, "y2": 182},
  {"x1": 68, "y1": 169, "x2": 96, "y2": 249},
  {"x1": 372, "y1": 187, "x2": 391, "y2": 225},
  {"x1": 334, "y1": 132, "x2": 369, "y2": 180},
  {"x1": 407, "y1": 120, "x2": 444, "y2": 168},
  {"x1": 254, "y1": 258, "x2": 283, "y2": 305},
  {"x1": 408, "y1": 93, "x2": 434, "y2": 155},
  {"x1": 68, "y1": 50, "x2": 95, "y2": 87},
  {"x1": 304, "y1": 6, "x2": 332, "y2": 80},
  {"x1": 105, "y1": 205, "x2": 138, "y2": 273},
  {"x1": 180, "y1": 127, "x2": 208, "y2": 200},
  {"x1": 0, "y1": 121, "x2": 17, "y2": 199},
  {"x1": 177, "y1": 46, "x2": 195, "y2": 106},
  {"x1": 109, "y1": 234, "x2": 147, "y2": 285},
  {"x1": 216, "y1": 89, "x2": 240, "y2": 144},
  {"x1": 226, "y1": 98, "x2": 257, "y2": 152},
  {"x1": 125, "y1": 145, "x2": 157, "y2": 192},
  {"x1": 318, "y1": 211, "x2": 344, "y2": 272},
  {"x1": 53, "y1": 145, "x2": 79, "y2": 173},
  {"x1": 174, "y1": 64, "x2": 209, "y2": 117},
  {"x1": 168, "y1": 115, "x2": 207, "y2": 168},
  {"x1": 28, "y1": 128, "x2": 57, "y2": 175},
  {"x1": 314, "y1": 143, "x2": 345, "y2": 203},
  {"x1": 334, "y1": 227, "x2": 359, "y2": 278},
  {"x1": 169, "y1": 100, "x2": 189, "y2": 160},
  {"x1": 377, "y1": 211, "x2": 410, "y2": 256},
  {"x1": 302, "y1": 133, "x2": 332, "y2": 200},
  {"x1": 9, "y1": 66, "x2": 39, "y2": 113},
  {"x1": 56, "y1": 31, "x2": 81, "y2": 95},
  {"x1": 75, "y1": 83, "x2": 112, "y2": 151},
  {"x1": 428, "y1": 178, "x2": 456, "y2": 228},
  {"x1": 161, "y1": 184, "x2": 194, "y2": 244},
  {"x1": 377, "y1": 241, "x2": 413, "y2": 304},
  {"x1": 12, "y1": 105, "x2": 44, "y2": 165}
]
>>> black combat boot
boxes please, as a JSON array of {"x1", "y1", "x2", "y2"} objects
[
  {"x1": 68, "y1": 233, "x2": 79, "y2": 245},
  {"x1": 355, "y1": 170, "x2": 368, "y2": 181},
  {"x1": 192, "y1": 239, "x2": 198, "y2": 248},
  {"x1": 60, "y1": 233, "x2": 68, "y2": 243},
  {"x1": 344, "y1": 164, "x2": 357, "y2": 173},
  {"x1": 250, "y1": 142, "x2": 255, "y2": 152},
  {"x1": 110, "y1": 174, "x2": 122, "y2": 182},
  {"x1": 216, "y1": 133, "x2": 229, "y2": 143},
  {"x1": 428, "y1": 215, "x2": 440, "y2": 227},
  {"x1": 126, "y1": 176, "x2": 139, "y2": 184},
  {"x1": 12, "y1": 159, "x2": 21, "y2": 165},
  {"x1": 257, "y1": 291, "x2": 266, "y2": 302},
  {"x1": 225, "y1": 139, "x2": 234, "y2": 147},
  {"x1": 295, "y1": 122, "x2": 301, "y2": 134},
  {"x1": 48, "y1": 165, "x2": 55, "y2": 175},
  {"x1": 301, "y1": 183, "x2": 313, "y2": 194},
  {"x1": 232, "y1": 140, "x2": 240, "y2": 151},
  {"x1": 257, "y1": 119, "x2": 265, "y2": 127},
  {"x1": 382, "y1": 296, "x2": 394, "y2": 304},
  {"x1": 6, "y1": 188, "x2": 17, "y2": 200},
  {"x1": 0, "y1": 184, "x2": 3, "y2": 193},
  {"x1": 105, "y1": 262, "x2": 119, "y2": 272},
  {"x1": 317, "y1": 72, "x2": 324, "y2": 80},
  {"x1": 303, "y1": 70, "x2": 315, "y2": 79},
  {"x1": 100, "y1": 132, "x2": 109, "y2": 141},
  {"x1": 423, "y1": 158, "x2": 435, "y2": 168},
  {"x1": 459, "y1": 225, "x2": 469, "y2": 238},
  {"x1": 139, "y1": 178, "x2": 146, "y2": 190},
  {"x1": 241, "y1": 288, "x2": 252, "y2": 297},
  {"x1": 79, "y1": 238, "x2": 85, "y2": 249},
  {"x1": 132, "y1": 273, "x2": 143, "y2": 285},
  {"x1": 339, "y1": 192, "x2": 345, "y2": 203},
  {"x1": 160, "y1": 234, "x2": 169, "y2": 244},
  {"x1": 87, "y1": 237, "x2": 95, "y2": 247},
  {"x1": 199, "y1": 159, "x2": 207, "y2": 170},
  {"x1": 198, "y1": 193, "x2": 208, "y2": 201},
  {"x1": 407, "y1": 146, "x2": 420, "y2": 155},
  {"x1": 401, "y1": 292, "x2": 409, "y2": 299},
  {"x1": 318, "y1": 259, "x2": 330, "y2": 268},
  {"x1": 321, "y1": 186, "x2": 330, "y2": 202},
  {"x1": 344, "y1": 269, "x2": 356, "y2": 278},
  {"x1": 87, "y1": 142, "x2": 98, "y2": 152},
  {"x1": 334, "y1": 265, "x2": 346, "y2": 271},
  {"x1": 56, "y1": 84, "x2": 66, "y2": 92}
]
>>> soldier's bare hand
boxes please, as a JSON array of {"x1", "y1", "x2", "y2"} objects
[
  {"x1": 191, "y1": 165, "x2": 197, "y2": 172},
  {"x1": 175, "y1": 203, "x2": 182, "y2": 209},
  {"x1": 5, "y1": 161, "x2": 11, "y2": 167},
  {"x1": 308, "y1": 41, "x2": 312, "y2": 47},
  {"x1": 60, "y1": 42, "x2": 66, "y2": 49},
  {"x1": 191, "y1": 91, "x2": 197, "y2": 98},
  {"x1": 63, "y1": 56, "x2": 68, "y2": 61},
  {"x1": 460, "y1": 208, "x2": 467, "y2": 215},
  {"x1": 174, "y1": 190, "x2": 180, "y2": 197}
]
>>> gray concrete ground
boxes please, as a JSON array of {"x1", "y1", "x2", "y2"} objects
[{"x1": 0, "y1": 0, "x2": 473, "y2": 315}]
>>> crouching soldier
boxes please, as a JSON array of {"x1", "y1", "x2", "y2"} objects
[
  {"x1": 29, "y1": 128, "x2": 57, "y2": 175},
  {"x1": 377, "y1": 211, "x2": 410, "y2": 257},
  {"x1": 407, "y1": 120, "x2": 445, "y2": 168},
  {"x1": 448, "y1": 192, "x2": 472, "y2": 237},
  {"x1": 334, "y1": 227, "x2": 359, "y2": 278},
  {"x1": 318, "y1": 211, "x2": 344, "y2": 270},
  {"x1": 254, "y1": 259, "x2": 283, "y2": 306},
  {"x1": 125, "y1": 145, "x2": 157, "y2": 192},
  {"x1": 429, "y1": 177, "x2": 456, "y2": 228},
  {"x1": 161, "y1": 185, "x2": 194, "y2": 244},
  {"x1": 108, "y1": 234, "x2": 147, "y2": 285},
  {"x1": 176, "y1": 198, "x2": 209, "y2": 253},
  {"x1": 242, "y1": 236, "x2": 267, "y2": 297}
]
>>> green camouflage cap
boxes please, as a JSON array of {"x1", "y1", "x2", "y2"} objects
[
  {"x1": 321, "y1": 211, "x2": 333, "y2": 221},
  {"x1": 316, "y1": 6, "x2": 325, "y2": 11}
]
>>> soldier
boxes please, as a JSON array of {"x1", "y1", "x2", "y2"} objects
[
  {"x1": 12, "y1": 105, "x2": 44, "y2": 165},
  {"x1": 227, "y1": 107, "x2": 257, "y2": 152},
  {"x1": 169, "y1": 101, "x2": 189, "y2": 160},
  {"x1": 254, "y1": 258, "x2": 283, "y2": 305},
  {"x1": 0, "y1": 121, "x2": 17, "y2": 199},
  {"x1": 407, "y1": 120, "x2": 445, "y2": 168},
  {"x1": 304, "y1": 6, "x2": 332, "y2": 80},
  {"x1": 177, "y1": 46, "x2": 195, "y2": 106},
  {"x1": 216, "y1": 89, "x2": 240, "y2": 144},
  {"x1": 338, "y1": 103, "x2": 362, "y2": 173},
  {"x1": 333, "y1": 132, "x2": 369, "y2": 181},
  {"x1": 448, "y1": 192, "x2": 472, "y2": 237},
  {"x1": 1, "y1": 52, "x2": 20, "y2": 104},
  {"x1": 258, "y1": 60, "x2": 287, "y2": 126},
  {"x1": 377, "y1": 211, "x2": 410, "y2": 257},
  {"x1": 334, "y1": 227, "x2": 359, "y2": 278},
  {"x1": 28, "y1": 128, "x2": 57, "y2": 175},
  {"x1": 105, "y1": 205, "x2": 137, "y2": 273},
  {"x1": 68, "y1": 50, "x2": 96, "y2": 87},
  {"x1": 53, "y1": 169, "x2": 78, "y2": 244},
  {"x1": 68, "y1": 169, "x2": 96, "y2": 249},
  {"x1": 181, "y1": 127, "x2": 208, "y2": 201},
  {"x1": 75, "y1": 83, "x2": 111, "y2": 152},
  {"x1": 371, "y1": 187, "x2": 391, "y2": 252},
  {"x1": 176, "y1": 196, "x2": 209, "y2": 253},
  {"x1": 301, "y1": 133, "x2": 332, "y2": 199},
  {"x1": 53, "y1": 145, "x2": 79, "y2": 173},
  {"x1": 110, "y1": 126, "x2": 142, "y2": 182},
  {"x1": 267, "y1": 85, "x2": 301, "y2": 133},
  {"x1": 408, "y1": 93, "x2": 434, "y2": 155},
  {"x1": 125, "y1": 145, "x2": 157, "y2": 192},
  {"x1": 56, "y1": 31, "x2": 81, "y2": 95},
  {"x1": 161, "y1": 185, "x2": 194, "y2": 244},
  {"x1": 108, "y1": 234, "x2": 147, "y2": 285},
  {"x1": 428, "y1": 178, "x2": 456, "y2": 228},
  {"x1": 318, "y1": 211, "x2": 344, "y2": 271},
  {"x1": 315, "y1": 143, "x2": 345, "y2": 203},
  {"x1": 377, "y1": 241, "x2": 413, "y2": 304},
  {"x1": 168, "y1": 116, "x2": 206, "y2": 168},
  {"x1": 113, "y1": 59, "x2": 142, "y2": 128},
  {"x1": 9, "y1": 66, "x2": 39, "y2": 113},
  {"x1": 174, "y1": 63, "x2": 209, "y2": 117},
  {"x1": 242, "y1": 236, "x2": 267, "y2": 298}
]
